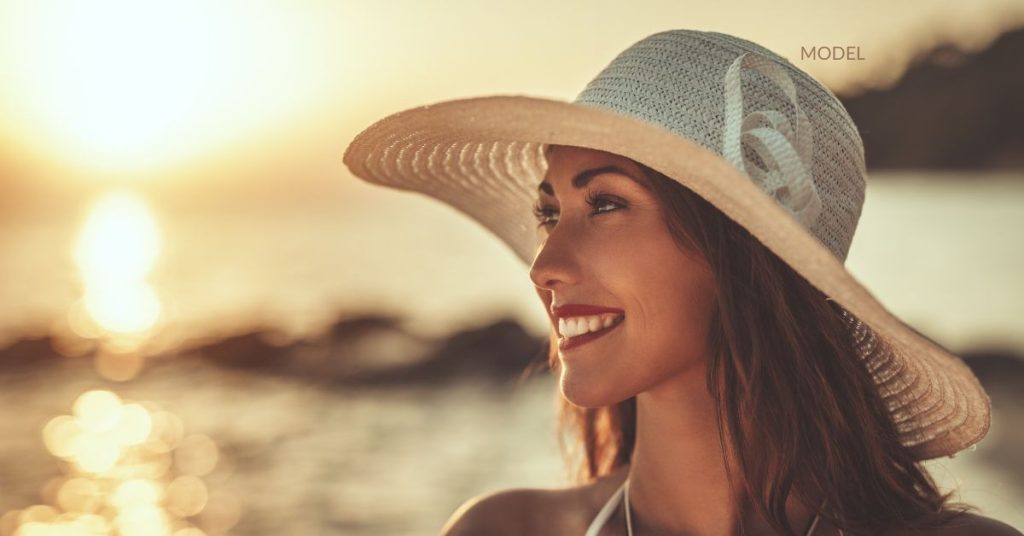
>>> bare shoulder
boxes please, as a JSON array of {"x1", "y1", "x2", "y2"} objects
[
  {"x1": 882, "y1": 512, "x2": 1023, "y2": 536},
  {"x1": 441, "y1": 468, "x2": 629, "y2": 536},
  {"x1": 931, "y1": 513, "x2": 1023, "y2": 536},
  {"x1": 439, "y1": 486, "x2": 562, "y2": 536}
]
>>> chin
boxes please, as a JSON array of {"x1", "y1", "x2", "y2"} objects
[{"x1": 558, "y1": 370, "x2": 634, "y2": 409}]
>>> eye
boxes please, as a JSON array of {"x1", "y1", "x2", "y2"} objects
[
  {"x1": 585, "y1": 190, "x2": 624, "y2": 214},
  {"x1": 531, "y1": 202, "x2": 558, "y2": 227},
  {"x1": 531, "y1": 190, "x2": 626, "y2": 228}
]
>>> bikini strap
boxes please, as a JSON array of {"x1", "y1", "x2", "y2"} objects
[
  {"x1": 808, "y1": 495, "x2": 847, "y2": 536},
  {"x1": 584, "y1": 480, "x2": 626, "y2": 536},
  {"x1": 583, "y1": 482, "x2": 847, "y2": 536}
]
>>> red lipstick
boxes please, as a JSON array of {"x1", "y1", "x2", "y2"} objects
[{"x1": 552, "y1": 304, "x2": 625, "y2": 319}]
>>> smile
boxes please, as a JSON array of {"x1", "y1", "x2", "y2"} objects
[{"x1": 558, "y1": 314, "x2": 625, "y2": 352}]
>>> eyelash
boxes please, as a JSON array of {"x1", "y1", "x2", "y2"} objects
[{"x1": 531, "y1": 190, "x2": 625, "y2": 228}]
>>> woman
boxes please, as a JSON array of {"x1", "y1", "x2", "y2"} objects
[{"x1": 343, "y1": 29, "x2": 1020, "y2": 535}]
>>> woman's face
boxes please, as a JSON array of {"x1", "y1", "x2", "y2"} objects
[{"x1": 529, "y1": 145, "x2": 718, "y2": 407}]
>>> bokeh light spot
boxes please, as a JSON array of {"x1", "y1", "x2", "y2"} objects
[
  {"x1": 166, "y1": 476, "x2": 208, "y2": 518},
  {"x1": 72, "y1": 390, "x2": 123, "y2": 433}
]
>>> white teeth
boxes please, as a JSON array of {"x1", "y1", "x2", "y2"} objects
[{"x1": 557, "y1": 313, "x2": 623, "y2": 338}]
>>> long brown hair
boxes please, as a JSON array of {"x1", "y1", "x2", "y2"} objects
[{"x1": 540, "y1": 147, "x2": 977, "y2": 535}]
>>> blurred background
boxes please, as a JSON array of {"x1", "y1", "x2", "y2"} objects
[{"x1": 1, "y1": 0, "x2": 1022, "y2": 534}]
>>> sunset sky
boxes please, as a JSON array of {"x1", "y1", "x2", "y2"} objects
[{"x1": 1, "y1": 0, "x2": 1021, "y2": 188}]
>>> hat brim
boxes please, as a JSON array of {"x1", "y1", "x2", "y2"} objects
[{"x1": 342, "y1": 95, "x2": 990, "y2": 460}]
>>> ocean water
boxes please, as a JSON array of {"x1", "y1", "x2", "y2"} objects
[{"x1": 0, "y1": 354, "x2": 565, "y2": 535}]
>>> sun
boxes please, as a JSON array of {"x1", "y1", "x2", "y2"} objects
[{"x1": 0, "y1": 0, "x2": 338, "y2": 177}]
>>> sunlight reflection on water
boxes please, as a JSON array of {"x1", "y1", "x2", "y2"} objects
[
  {"x1": 1, "y1": 388, "x2": 232, "y2": 536},
  {"x1": 71, "y1": 192, "x2": 162, "y2": 353}
]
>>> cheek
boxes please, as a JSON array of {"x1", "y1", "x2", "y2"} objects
[
  {"x1": 659, "y1": 278, "x2": 716, "y2": 356},
  {"x1": 624, "y1": 235, "x2": 717, "y2": 368}
]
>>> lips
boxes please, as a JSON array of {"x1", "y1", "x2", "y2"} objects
[{"x1": 552, "y1": 303, "x2": 625, "y2": 319}]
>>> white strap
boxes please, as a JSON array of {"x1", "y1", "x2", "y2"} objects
[
  {"x1": 805, "y1": 512, "x2": 821, "y2": 536},
  {"x1": 583, "y1": 478, "x2": 844, "y2": 536},
  {"x1": 584, "y1": 480, "x2": 626, "y2": 536}
]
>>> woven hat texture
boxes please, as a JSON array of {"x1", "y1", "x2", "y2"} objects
[
  {"x1": 342, "y1": 29, "x2": 991, "y2": 460},
  {"x1": 575, "y1": 31, "x2": 864, "y2": 261}
]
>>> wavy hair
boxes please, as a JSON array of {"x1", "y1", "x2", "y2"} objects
[{"x1": 537, "y1": 146, "x2": 977, "y2": 535}]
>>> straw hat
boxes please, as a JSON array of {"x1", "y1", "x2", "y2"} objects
[{"x1": 342, "y1": 29, "x2": 990, "y2": 460}]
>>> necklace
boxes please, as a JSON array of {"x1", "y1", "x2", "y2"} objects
[{"x1": 622, "y1": 477, "x2": 823, "y2": 536}]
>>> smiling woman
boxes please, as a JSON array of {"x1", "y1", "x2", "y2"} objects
[
  {"x1": 533, "y1": 144, "x2": 990, "y2": 535},
  {"x1": 342, "y1": 29, "x2": 1019, "y2": 535}
]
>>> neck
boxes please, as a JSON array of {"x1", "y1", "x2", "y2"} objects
[{"x1": 624, "y1": 365, "x2": 818, "y2": 536}]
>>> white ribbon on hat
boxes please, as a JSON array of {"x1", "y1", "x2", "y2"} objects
[{"x1": 721, "y1": 52, "x2": 822, "y2": 229}]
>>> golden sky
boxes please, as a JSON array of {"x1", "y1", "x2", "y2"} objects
[{"x1": 0, "y1": 0, "x2": 1021, "y2": 190}]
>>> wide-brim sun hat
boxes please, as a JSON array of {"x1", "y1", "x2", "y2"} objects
[{"x1": 342, "y1": 29, "x2": 990, "y2": 460}]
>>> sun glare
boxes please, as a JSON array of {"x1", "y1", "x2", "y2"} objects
[
  {"x1": 0, "y1": 0, "x2": 336, "y2": 176},
  {"x1": 73, "y1": 192, "x2": 162, "y2": 337}
]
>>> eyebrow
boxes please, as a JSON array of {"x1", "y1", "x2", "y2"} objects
[{"x1": 537, "y1": 165, "x2": 650, "y2": 197}]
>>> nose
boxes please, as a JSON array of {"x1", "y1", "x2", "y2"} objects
[{"x1": 528, "y1": 224, "x2": 581, "y2": 291}]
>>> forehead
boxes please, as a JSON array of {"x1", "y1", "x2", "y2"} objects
[{"x1": 544, "y1": 145, "x2": 637, "y2": 171}]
